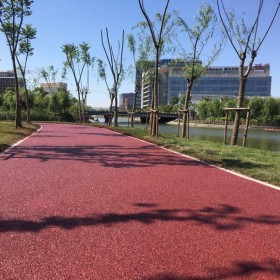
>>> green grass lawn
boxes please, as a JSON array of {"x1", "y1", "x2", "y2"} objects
[
  {"x1": 0, "y1": 121, "x2": 39, "y2": 153},
  {"x1": 106, "y1": 125, "x2": 280, "y2": 187}
]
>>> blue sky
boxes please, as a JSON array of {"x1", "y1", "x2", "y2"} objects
[{"x1": 1, "y1": 0, "x2": 280, "y2": 107}]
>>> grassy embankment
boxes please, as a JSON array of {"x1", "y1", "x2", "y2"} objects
[
  {"x1": 1, "y1": 120, "x2": 279, "y2": 187},
  {"x1": 0, "y1": 121, "x2": 39, "y2": 153}
]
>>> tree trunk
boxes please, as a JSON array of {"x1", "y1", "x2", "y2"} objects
[
  {"x1": 131, "y1": 89, "x2": 138, "y2": 128},
  {"x1": 25, "y1": 88, "x2": 31, "y2": 123},
  {"x1": 114, "y1": 91, "x2": 118, "y2": 127},
  {"x1": 181, "y1": 81, "x2": 192, "y2": 138},
  {"x1": 27, "y1": 105, "x2": 31, "y2": 123},
  {"x1": 109, "y1": 97, "x2": 114, "y2": 126},
  {"x1": 230, "y1": 76, "x2": 247, "y2": 145},
  {"x1": 81, "y1": 91, "x2": 86, "y2": 122},
  {"x1": 151, "y1": 49, "x2": 160, "y2": 137},
  {"x1": 76, "y1": 84, "x2": 82, "y2": 123},
  {"x1": 12, "y1": 58, "x2": 22, "y2": 128},
  {"x1": 53, "y1": 94, "x2": 56, "y2": 121}
]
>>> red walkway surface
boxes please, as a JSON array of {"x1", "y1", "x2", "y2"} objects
[{"x1": 0, "y1": 123, "x2": 280, "y2": 280}]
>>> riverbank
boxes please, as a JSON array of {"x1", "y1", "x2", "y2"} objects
[
  {"x1": 168, "y1": 120, "x2": 280, "y2": 131},
  {"x1": 168, "y1": 120, "x2": 227, "y2": 129}
]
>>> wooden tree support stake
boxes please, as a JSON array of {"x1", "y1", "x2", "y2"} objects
[{"x1": 223, "y1": 107, "x2": 251, "y2": 146}]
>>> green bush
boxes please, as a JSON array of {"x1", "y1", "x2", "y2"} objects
[
  {"x1": 0, "y1": 111, "x2": 15, "y2": 120},
  {"x1": 0, "y1": 109, "x2": 77, "y2": 122},
  {"x1": 56, "y1": 112, "x2": 76, "y2": 122},
  {"x1": 30, "y1": 110, "x2": 53, "y2": 121}
]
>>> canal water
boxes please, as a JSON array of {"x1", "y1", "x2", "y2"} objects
[
  {"x1": 95, "y1": 117, "x2": 280, "y2": 153},
  {"x1": 154, "y1": 124, "x2": 280, "y2": 152}
]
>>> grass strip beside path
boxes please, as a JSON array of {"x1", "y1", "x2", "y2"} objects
[
  {"x1": 107, "y1": 125, "x2": 280, "y2": 187},
  {"x1": 0, "y1": 121, "x2": 39, "y2": 154}
]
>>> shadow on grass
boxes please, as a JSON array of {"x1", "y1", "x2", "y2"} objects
[
  {"x1": 220, "y1": 158, "x2": 270, "y2": 170},
  {"x1": 0, "y1": 144, "x2": 10, "y2": 153}
]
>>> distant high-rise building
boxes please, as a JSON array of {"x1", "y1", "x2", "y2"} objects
[
  {"x1": 139, "y1": 60, "x2": 272, "y2": 108},
  {"x1": 0, "y1": 71, "x2": 24, "y2": 93},
  {"x1": 119, "y1": 92, "x2": 135, "y2": 110},
  {"x1": 40, "y1": 82, "x2": 67, "y2": 93}
]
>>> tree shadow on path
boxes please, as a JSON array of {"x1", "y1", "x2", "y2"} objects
[
  {"x1": 144, "y1": 259, "x2": 280, "y2": 279},
  {"x1": 0, "y1": 204, "x2": 279, "y2": 233},
  {"x1": 0, "y1": 144, "x2": 212, "y2": 169}
]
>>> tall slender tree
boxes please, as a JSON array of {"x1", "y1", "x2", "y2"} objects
[
  {"x1": 100, "y1": 28, "x2": 124, "y2": 127},
  {"x1": 97, "y1": 58, "x2": 114, "y2": 125},
  {"x1": 137, "y1": 0, "x2": 174, "y2": 137},
  {"x1": 0, "y1": 0, "x2": 33, "y2": 128},
  {"x1": 62, "y1": 42, "x2": 93, "y2": 122},
  {"x1": 177, "y1": 3, "x2": 224, "y2": 138},
  {"x1": 40, "y1": 66, "x2": 58, "y2": 120},
  {"x1": 79, "y1": 43, "x2": 94, "y2": 114},
  {"x1": 127, "y1": 33, "x2": 154, "y2": 127},
  {"x1": 16, "y1": 24, "x2": 36, "y2": 123},
  {"x1": 217, "y1": 0, "x2": 280, "y2": 145}
]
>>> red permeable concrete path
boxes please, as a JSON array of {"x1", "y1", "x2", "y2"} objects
[{"x1": 0, "y1": 123, "x2": 280, "y2": 280}]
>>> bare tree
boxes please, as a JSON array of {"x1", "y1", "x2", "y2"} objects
[
  {"x1": 127, "y1": 33, "x2": 154, "y2": 126},
  {"x1": 100, "y1": 28, "x2": 124, "y2": 127},
  {"x1": 138, "y1": 0, "x2": 174, "y2": 137},
  {"x1": 217, "y1": 0, "x2": 280, "y2": 145},
  {"x1": 97, "y1": 58, "x2": 114, "y2": 125}
]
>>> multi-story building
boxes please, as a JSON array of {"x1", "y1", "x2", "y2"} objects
[
  {"x1": 134, "y1": 67, "x2": 142, "y2": 109},
  {"x1": 0, "y1": 71, "x2": 24, "y2": 93},
  {"x1": 140, "y1": 60, "x2": 272, "y2": 108},
  {"x1": 140, "y1": 59, "x2": 173, "y2": 108},
  {"x1": 40, "y1": 82, "x2": 67, "y2": 93},
  {"x1": 119, "y1": 92, "x2": 135, "y2": 110}
]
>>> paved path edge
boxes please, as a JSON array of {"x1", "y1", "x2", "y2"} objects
[
  {"x1": 123, "y1": 131, "x2": 280, "y2": 192},
  {"x1": 2, "y1": 123, "x2": 279, "y2": 191},
  {"x1": 0, "y1": 124, "x2": 42, "y2": 157}
]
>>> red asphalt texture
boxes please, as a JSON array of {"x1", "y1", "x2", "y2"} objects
[{"x1": 0, "y1": 123, "x2": 280, "y2": 280}]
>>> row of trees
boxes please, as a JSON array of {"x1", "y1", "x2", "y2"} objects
[
  {"x1": 160, "y1": 96, "x2": 280, "y2": 126},
  {"x1": 0, "y1": 1, "x2": 95, "y2": 126},
  {"x1": 0, "y1": 86, "x2": 79, "y2": 121},
  {"x1": 196, "y1": 97, "x2": 280, "y2": 126},
  {"x1": 1, "y1": 1, "x2": 279, "y2": 146},
  {"x1": 133, "y1": 0, "x2": 280, "y2": 145},
  {"x1": 0, "y1": 0, "x2": 36, "y2": 127}
]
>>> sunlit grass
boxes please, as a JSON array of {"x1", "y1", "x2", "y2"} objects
[
  {"x1": 0, "y1": 121, "x2": 39, "y2": 153},
  {"x1": 106, "y1": 125, "x2": 280, "y2": 187}
]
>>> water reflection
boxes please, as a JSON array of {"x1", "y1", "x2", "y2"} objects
[
  {"x1": 99, "y1": 117, "x2": 280, "y2": 153},
  {"x1": 134, "y1": 123, "x2": 280, "y2": 153}
]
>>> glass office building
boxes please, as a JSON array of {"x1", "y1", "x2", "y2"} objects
[
  {"x1": 140, "y1": 60, "x2": 271, "y2": 108},
  {"x1": 0, "y1": 71, "x2": 24, "y2": 93}
]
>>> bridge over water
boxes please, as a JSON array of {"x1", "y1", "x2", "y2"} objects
[{"x1": 86, "y1": 110, "x2": 178, "y2": 124}]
